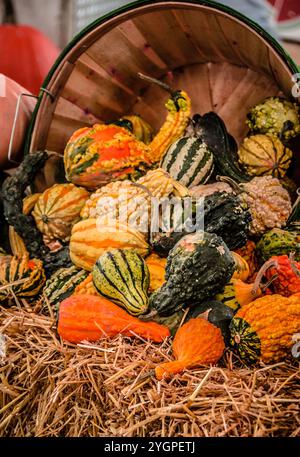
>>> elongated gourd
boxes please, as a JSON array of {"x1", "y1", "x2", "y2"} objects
[
  {"x1": 9, "y1": 193, "x2": 41, "y2": 256},
  {"x1": 58, "y1": 294, "x2": 170, "y2": 344}
]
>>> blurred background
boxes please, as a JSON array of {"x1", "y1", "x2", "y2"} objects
[
  {"x1": 0, "y1": 1, "x2": 299, "y2": 49},
  {"x1": 0, "y1": 1, "x2": 299, "y2": 93}
]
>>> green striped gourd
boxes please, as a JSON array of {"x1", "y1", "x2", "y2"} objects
[
  {"x1": 43, "y1": 266, "x2": 88, "y2": 310},
  {"x1": 92, "y1": 249, "x2": 150, "y2": 316},
  {"x1": 160, "y1": 136, "x2": 214, "y2": 187}
]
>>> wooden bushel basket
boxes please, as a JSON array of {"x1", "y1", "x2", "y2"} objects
[{"x1": 25, "y1": 0, "x2": 300, "y2": 190}]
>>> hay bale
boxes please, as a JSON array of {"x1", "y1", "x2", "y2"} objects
[{"x1": 0, "y1": 305, "x2": 299, "y2": 437}]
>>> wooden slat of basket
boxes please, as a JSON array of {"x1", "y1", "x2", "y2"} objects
[
  {"x1": 86, "y1": 26, "x2": 166, "y2": 94},
  {"x1": 132, "y1": 10, "x2": 203, "y2": 68},
  {"x1": 174, "y1": 9, "x2": 243, "y2": 65},
  {"x1": 117, "y1": 20, "x2": 167, "y2": 71}
]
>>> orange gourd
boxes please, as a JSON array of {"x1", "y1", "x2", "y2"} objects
[
  {"x1": 58, "y1": 294, "x2": 170, "y2": 344},
  {"x1": 145, "y1": 254, "x2": 167, "y2": 292},
  {"x1": 155, "y1": 318, "x2": 225, "y2": 380},
  {"x1": 234, "y1": 240, "x2": 257, "y2": 278}
]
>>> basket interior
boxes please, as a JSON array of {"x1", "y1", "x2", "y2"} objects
[{"x1": 28, "y1": 1, "x2": 299, "y2": 190}]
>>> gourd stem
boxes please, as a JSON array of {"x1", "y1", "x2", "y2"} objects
[
  {"x1": 3, "y1": 0, "x2": 16, "y2": 24},
  {"x1": 216, "y1": 175, "x2": 242, "y2": 195},
  {"x1": 139, "y1": 309, "x2": 158, "y2": 321},
  {"x1": 252, "y1": 259, "x2": 278, "y2": 295},
  {"x1": 289, "y1": 252, "x2": 300, "y2": 277},
  {"x1": 138, "y1": 73, "x2": 174, "y2": 95}
]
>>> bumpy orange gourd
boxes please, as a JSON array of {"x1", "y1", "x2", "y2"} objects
[
  {"x1": 58, "y1": 294, "x2": 170, "y2": 343},
  {"x1": 74, "y1": 274, "x2": 99, "y2": 296},
  {"x1": 137, "y1": 168, "x2": 190, "y2": 198},
  {"x1": 64, "y1": 124, "x2": 152, "y2": 190},
  {"x1": 69, "y1": 218, "x2": 150, "y2": 271},
  {"x1": 230, "y1": 294, "x2": 300, "y2": 364},
  {"x1": 264, "y1": 255, "x2": 300, "y2": 297},
  {"x1": 155, "y1": 318, "x2": 225, "y2": 380},
  {"x1": 145, "y1": 254, "x2": 167, "y2": 292}
]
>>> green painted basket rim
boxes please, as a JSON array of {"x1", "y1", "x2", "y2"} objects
[{"x1": 24, "y1": 0, "x2": 300, "y2": 156}]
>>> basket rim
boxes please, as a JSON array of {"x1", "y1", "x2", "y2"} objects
[{"x1": 24, "y1": 0, "x2": 300, "y2": 156}]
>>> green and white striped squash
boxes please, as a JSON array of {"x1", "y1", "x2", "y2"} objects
[
  {"x1": 160, "y1": 136, "x2": 214, "y2": 187},
  {"x1": 43, "y1": 266, "x2": 88, "y2": 310},
  {"x1": 92, "y1": 248, "x2": 150, "y2": 316}
]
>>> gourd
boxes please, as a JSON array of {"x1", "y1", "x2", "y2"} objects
[
  {"x1": 189, "y1": 182, "x2": 233, "y2": 198},
  {"x1": 137, "y1": 168, "x2": 190, "y2": 198},
  {"x1": 80, "y1": 179, "x2": 151, "y2": 236},
  {"x1": 64, "y1": 124, "x2": 152, "y2": 190},
  {"x1": 0, "y1": 254, "x2": 46, "y2": 302},
  {"x1": 160, "y1": 136, "x2": 214, "y2": 187},
  {"x1": 151, "y1": 191, "x2": 251, "y2": 256},
  {"x1": 32, "y1": 183, "x2": 89, "y2": 242},
  {"x1": 256, "y1": 228, "x2": 300, "y2": 265},
  {"x1": 70, "y1": 219, "x2": 149, "y2": 271},
  {"x1": 137, "y1": 73, "x2": 191, "y2": 163},
  {"x1": 114, "y1": 114, "x2": 153, "y2": 144},
  {"x1": 246, "y1": 97, "x2": 300, "y2": 140},
  {"x1": 2, "y1": 151, "x2": 49, "y2": 260},
  {"x1": 231, "y1": 252, "x2": 250, "y2": 281},
  {"x1": 145, "y1": 253, "x2": 167, "y2": 293},
  {"x1": 234, "y1": 240, "x2": 257, "y2": 278},
  {"x1": 43, "y1": 266, "x2": 88, "y2": 310},
  {"x1": 190, "y1": 112, "x2": 250, "y2": 182},
  {"x1": 92, "y1": 249, "x2": 150, "y2": 316},
  {"x1": 186, "y1": 300, "x2": 235, "y2": 345},
  {"x1": 230, "y1": 294, "x2": 300, "y2": 364},
  {"x1": 155, "y1": 318, "x2": 225, "y2": 380},
  {"x1": 214, "y1": 260, "x2": 274, "y2": 311},
  {"x1": 74, "y1": 274, "x2": 99, "y2": 296},
  {"x1": 219, "y1": 175, "x2": 292, "y2": 236},
  {"x1": 145, "y1": 231, "x2": 235, "y2": 318},
  {"x1": 237, "y1": 134, "x2": 292, "y2": 178},
  {"x1": 263, "y1": 255, "x2": 300, "y2": 297},
  {"x1": 57, "y1": 294, "x2": 170, "y2": 344},
  {"x1": 201, "y1": 192, "x2": 251, "y2": 250},
  {"x1": 1, "y1": 151, "x2": 73, "y2": 276},
  {"x1": 9, "y1": 193, "x2": 41, "y2": 256}
]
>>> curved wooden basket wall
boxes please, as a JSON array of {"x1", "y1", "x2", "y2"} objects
[{"x1": 26, "y1": 0, "x2": 300, "y2": 190}]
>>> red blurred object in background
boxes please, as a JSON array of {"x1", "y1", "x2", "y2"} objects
[
  {"x1": 0, "y1": 74, "x2": 36, "y2": 169},
  {"x1": 0, "y1": 0, "x2": 60, "y2": 95}
]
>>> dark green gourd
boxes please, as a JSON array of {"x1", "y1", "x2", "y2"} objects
[
  {"x1": 256, "y1": 228, "x2": 300, "y2": 264},
  {"x1": 192, "y1": 112, "x2": 250, "y2": 182},
  {"x1": 147, "y1": 231, "x2": 235, "y2": 317},
  {"x1": 152, "y1": 192, "x2": 251, "y2": 256}
]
